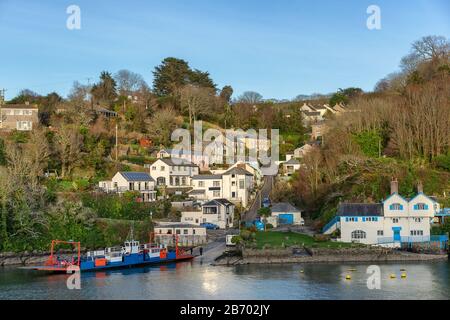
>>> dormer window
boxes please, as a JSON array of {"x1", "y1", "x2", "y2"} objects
[
  {"x1": 390, "y1": 203, "x2": 403, "y2": 210},
  {"x1": 414, "y1": 203, "x2": 428, "y2": 210}
]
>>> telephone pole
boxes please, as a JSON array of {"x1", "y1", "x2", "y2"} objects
[
  {"x1": 115, "y1": 123, "x2": 119, "y2": 162},
  {"x1": 0, "y1": 89, "x2": 6, "y2": 129}
]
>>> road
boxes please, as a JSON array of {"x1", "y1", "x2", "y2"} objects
[{"x1": 243, "y1": 175, "x2": 274, "y2": 222}]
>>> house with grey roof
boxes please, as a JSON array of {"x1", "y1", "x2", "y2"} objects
[
  {"x1": 149, "y1": 158, "x2": 200, "y2": 189},
  {"x1": 188, "y1": 166, "x2": 255, "y2": 207},
  {"x1": 181, "y1": 199, "x2": 236, "y2": 229},
  {"x1": 323, "y1": 179, "x2": 442, "y2": 246},
  {"x1": 282, "y1": 158, "x2": 301, "y2": 176},
  {"x1": 98, "y1": 171, "x2": 157, "y2": 202},
  {"x1": 270, "y1": 202, "x2": 304, "y2": 226}
]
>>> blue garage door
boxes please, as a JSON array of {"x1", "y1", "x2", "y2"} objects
[{"x1": 279, "y1": 214, "x2": 294, "y2": 225}]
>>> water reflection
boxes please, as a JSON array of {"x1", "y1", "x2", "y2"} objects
[{"x1": 0, "y1": 261, "x2": 448, "y2": 300}]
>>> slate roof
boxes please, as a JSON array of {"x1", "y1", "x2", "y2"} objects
[
  {"x1": 192, "y1": 175, "x2": 223, "y2": 180},
  {"x1": 284, "y1": 158, "x2": 300, "y2": 165},
  {"x1": 158, "y1": 158, "x2": 198, "y2": 167},
  {"x1": 120, "y1": 172, "x2": 154, "y2": 182},
  {"x1": 223, "y1": 167, "x2": 253, "y2": 176},
  {"x1": 203, "y1": 199, "x2": 234, "y2": 207},
  {"x1": 337, "y1": 203, "x2": 383, "y2": 217},
  {"x1": 271, "y1": 202, "x2": 301, "y2": 213}
]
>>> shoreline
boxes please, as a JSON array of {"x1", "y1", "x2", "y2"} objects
[{"x1": 213, "y1": 246, "x2": 449, "y2": 266}]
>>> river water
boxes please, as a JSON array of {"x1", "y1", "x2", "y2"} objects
[{"x1": 0, "y1": 259, "x2": 449, "y2": 300}]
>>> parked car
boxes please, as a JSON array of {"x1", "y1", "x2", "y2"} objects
[
  {"x1": 201, "y1": 223, "x2": 220, "y2": 230},
  {"x1": 262, "y1": 196, "x2": 271, "y2": 208}
]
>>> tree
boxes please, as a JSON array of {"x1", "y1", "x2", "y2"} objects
[
  {"x1": 147, "y1": 107, "x2": 180, "y2": 146},
  {"x1": 114, "y1": 69, "x2": 146, "y2": 97},
  {"x1": 152, "y1": 57, "x2": 216, "y2": 98},
  {"x1": 400, "y1": 35, "x2": 450, "y2": 72},
  {"x1": 55, "y1": 124, "x2": 84, "y2": 178},
  {"x1": 91, "y1": 71, "x2": 117, "y2": 107},
  {"x1": 237, "y1": 91, "x2": 263, "y2": 104},
  {"x1": 152, "y1": 57, "x2": 192, "y2": 97},
  {"x1": 8, "y1": 89, "x2": 40, "y2": 105},
  {"x1": 180, "y1": 85, "x2": 217, "y2": 126},
  {"x1": 329, "y1": 88, "x2": 363, "y2": 106},
  {"x1": 220, "y1": 85, "x2": 233, "y2": 104}
]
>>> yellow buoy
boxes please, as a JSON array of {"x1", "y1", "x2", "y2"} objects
[
  {"x1": 300, "y1": 270, "x2": 304, "y2": 273},
  {"x1": 345, "y1": 275, "x2": 352, "y2": 280},
  {"x1": 390, "y1": 274, "x2": 396, "y2": 279},
  {"x1": 401, "y1": 273, "x2": 407, "y2": 278}
]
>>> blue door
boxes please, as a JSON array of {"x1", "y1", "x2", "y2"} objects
[
  {"x1": 279, "y1": 214, "x2": 294, "y2": 225},
  {"x1": 392, "y1": 227, "x2": 402, "y2": 242}
]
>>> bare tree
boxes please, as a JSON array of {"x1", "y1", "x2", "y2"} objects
[
  {"x1": 180, "y1": 85, "x2": 217, "y2": 126},
  {"x1": 55, "y1": 124, "x2": 84, "y2": 178},
  {"x1": 237, "y1": 91, "x2": 263, "y2": 104}
]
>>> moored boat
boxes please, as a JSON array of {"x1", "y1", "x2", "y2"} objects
[{"x1": 23, "y1": 235, "x2": 194, "y2": 273}]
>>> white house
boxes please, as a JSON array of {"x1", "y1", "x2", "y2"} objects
[
  {"x1": 188, "y1": 167, "x2": 254, "y2": 207},
  {"x1": 282, "y1": 158, "x2": 301, "y2": 176},
  {"x1": 270, "y1": 202, "x2": 304, "y2": 225},
  {"x1": 98, "y1": 172, "x2": 157, "y2": 202},
  {"x1": 294, "y1": 144, "x2": 314, "y2": 158},
  {"x1": 154, "y1": 223, "x2": 207, "y2": 246},
  {"x1": 149, "y1": 158, "x2": 199, "y2": 188},
  {"x1": 181, "y1": 199, "x2": 235, "y2": 229},
  {"x1": 323, "y1": 180, "x2": 441, "y2": 246},
  {"x1": 156, "y1": 148, "x2": 210, "y2": 171}
]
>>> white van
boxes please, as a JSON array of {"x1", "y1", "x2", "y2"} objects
[{"x1": 226, "y1": 235, "x2": 236, "y2": 247}]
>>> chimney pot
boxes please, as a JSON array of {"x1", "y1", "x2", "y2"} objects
[
  {"x1": 417, "y1": 181, "x2": 423, "y2": 193},
  {"x1": 390, "y1": 178, "x2": 399, "y2": 195}
]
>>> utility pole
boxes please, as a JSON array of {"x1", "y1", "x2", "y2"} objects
[
  {"x1": 115, "y1": 123, "x2": 118, "y2": 162},
  {"x1": 0, "y1": 89, "x2": 6, "y2": 129}
]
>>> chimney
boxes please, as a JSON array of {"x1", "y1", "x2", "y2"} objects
[
  {"x1": 390, "y1": 178, "x2": 398, "y2": 194},
  {"x1": 417, "y1": 181, "x2": 423, "y2": 193}
]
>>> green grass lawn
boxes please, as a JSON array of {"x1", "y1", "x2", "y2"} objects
[{"x1": 253, "y1": 231, "x2": 357, "y2": 249}]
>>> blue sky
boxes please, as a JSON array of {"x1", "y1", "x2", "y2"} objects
[{"x1": 0, "y1": 0, "x2": 449, "y2": 100}]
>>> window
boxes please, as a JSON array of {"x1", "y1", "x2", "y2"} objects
[
  {"x1": 193, "y1": 229, "x2": 196, "y2": 235},
  {"x1": 181, "y1": 177, "x2": 187, "y2": 186},
  {"x1": 213, "y1": 181, "x2": 220, "y2": 187},
  {"x1": 183, "y1": 229, "x2": 188, "y2": 235},
  {"x1": 345, "y1": 217, "x2": 358, "y2": 222},
  {"x1": 232, "y1": 192, "x2": 236, "y2": 198},
  {"x1": 351, "y1": 230, "x2": 366, "y2": 240},
  {"x1": 390, "y1": 203, "x2": 403, "y2": 210},
  {"x1": 410, "y1": 230, "x2": 424, "y2": 236},
  {"x1": 198, "y1": 181, "x2": 205, "y2": 187},
  {"x1": 239, "y1": 180, "x2": 245, "y2": 189},
  {"x1": 213, "y1": 191, "x2": 220, "y2": 197},
  {"x1": 14, "y1": 109, "x2": 23, "y2": 115},
  {"x1": 160, "y1": 166, "x2": 165, "y2": 171},
  {"x1": 152, "y1": 166, "x2": 156, "y2": 171},
  {"x1": 392, "y1": 218, "x2": 399, "y2": 223},
  {"x1": 232, "y1": 181, "x2": 236, "y2": 187},
  {"x1": 16, "y1": 121, "x2": 32, "y2": 131},
  {"x1": 23, "y1": 110, "x2": 32, "y2": 115},
  {"x1": 414, "y1": 203, "x2": 428, "y2": 210},
  {"x1": 414, "y1": 218, "x2": 422, "y2": 223},
  {"x1": 129, "y1": 182, "x2": 134, "y2": 191},
  {"x1": 377, "y1": 230, "x2": 384, "y2": 236},
  {"x1": 364, "y1": 217, "x2": 378, "y2": 222}
]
